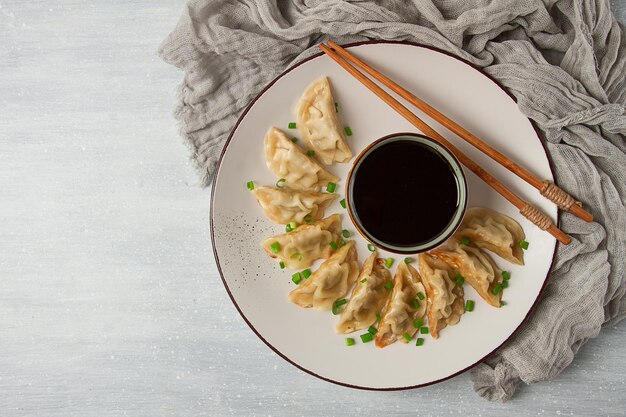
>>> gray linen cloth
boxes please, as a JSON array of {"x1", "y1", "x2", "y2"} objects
[{"x1": 159, "y1": 0, "x2": 626, "y2": 401}]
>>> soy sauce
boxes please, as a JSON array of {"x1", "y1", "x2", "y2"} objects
[{"x1": 352, "y1": 139, "x2": 459, "y2": 247}]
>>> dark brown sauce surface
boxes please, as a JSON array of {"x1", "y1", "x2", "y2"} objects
[{"x1": 352, "y1": 139, "x2": 459, "y2": 247}]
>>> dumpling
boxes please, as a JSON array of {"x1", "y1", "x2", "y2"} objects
[
  {"x1": 335, "y1": 251, "x2": 391, "y2": 334},
  {"x1": 375, "y1": 262, "x2": 427, "y2": 348},
  {"x1": 288, "y1": 241, "x2": 359, "y2": 309},
  {"x1": 454, "y1": 207, "x2": 526, "y2": 265},
  {"x1": 418, "y1": 253, "x2": 465, "y2": 339},
  {"x1": 429, "y1": 240, "x2": 503, "y2": 308},
  {"x1": 296, "y1": 77, "x2": 353, "y2": 165},
  {"x1": 261, "y1": 214, "x2": 342, "y2": 269},
  {"x1": 264, "y1": 127, "x2": 338, "y2": 191},
  {"x1": 251, "y1": 186, "x2": 337, "y2": 224}
]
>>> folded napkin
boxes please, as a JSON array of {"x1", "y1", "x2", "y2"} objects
[{"x1": 159, "y1": 0, "x2": 626, "y2": 401}]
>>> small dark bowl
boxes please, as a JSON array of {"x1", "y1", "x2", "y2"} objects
[{"x1": 345, "y1": 132, "x2": 467, "y2": 254}]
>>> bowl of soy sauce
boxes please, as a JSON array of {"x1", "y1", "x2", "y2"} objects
[{"x1": 346, "y1": 132, "x2": 467, "y2": 254}]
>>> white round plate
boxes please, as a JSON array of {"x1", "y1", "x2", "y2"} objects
[{"x1": 211, "y1": 41, "x2": 557, "y2": 390}]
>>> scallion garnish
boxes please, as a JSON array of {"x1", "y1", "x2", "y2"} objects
[
  {"x1": 292, "y1": 272, "x2": 302, "y2": 284},
  {"x1": 291, "y1": 137, "x2": 298, "y2": 143},
  {"x1": 413, "y1": 318, "x2": 424, "y2": 329},
  {"x1": 417, "y1": 292, "x2": 425, "y2": 301},
  {"x1": 288, "y1": 122, "x2": 297, "y2": 129},
  {"x1": 303, "y1": 214, "x2": 313, "y2": 223},
  {"x1": 344, "y1": 126, "x2": 353, "y2": 136},
  {"x1": 367, "y1": 244, "x2": 376, "y2": 252},
  {"x1": 491, "y1": 283, "x2": 503, "y2": 295},
  {"x1": 285, "y1": 224, "x2": 293, "y2": 233},
  {"x1": 332, "y1": 298, "x2": 347, "y2": 315},
  {"x1": 290, "y1": 252, "x2": 302, "y2": 261},
  {"x1": 326, "y1": 182, "x2": 336, "y2": 192},
  {"x1": 502, "y1": 280, "x2": 509, "y2": 288},
  {"x1": 520, "y1": 240, "x2": 529, "y2": 250},
  {"x1": 465, "y1": 300, "x2": 475, "y2": 312},
  {"x1": 307, "y1": 150, "x2": 315, "y2": 157},
  {"x1": 360, "y1": 278, "x2": 367, "y2": 283},
  {"x1": 454, "y1": 273, "x2": 464, "y2": 285},
  {"x1": 360, "y1": 333, "x2": 373, "y2": 343},
  {"x1": 302, "y1": 268, "x2": 312, "y2": 279},
  {"x1": 500, "y1": 300, "x2": 507, "y2": 306},
  {"x1": 345, "y1": 337, "x2": 355, "y2": 346},
  {"x1": 339, "y1": 198, "x2": 346, "y2": 209},
  {"x1": 420, "y1": 326, "x2": 429, "y2": 334},
  {"x1": 459, "y1": 236, "x2": 471, "y2": 245},
  {"x1": 411, "y1": 299, "x2": 420, "y2": 309},
  {"x1": 246, "y1": 180, "x2": 254, "y2": 190},
  {"x1": 276, "y1": 178, "x2": 286, "y2": 188},
  {"x1": 279, "y1": 261, "x2": 285, "y2": 269},
  {"x1": 384, "y1": 280, "x2": 393, "y2": 291},
  {"x1": 337, "y1": 239, "x2": 346, "y2": 247},
  {"x1": 335, "y1": 102, "x2": 339, "y2": 113},
  {"x1": 288, "y1": 221, "x2": 297, "y2": 230},
  {"x1": 341, "y1": 229, "x2": 350, "y2": 238},
  {"x1": 415, "y1": 338, "x2": 424, "y2": 346},
  {"x1": 502, "y1": 270, "x2": 510, "y2": 281},
  {"x1": 403, "y1": 257, "x2": 413, "y2": 264},
  {"x1": 367, "y1": 326, "x2": 377, "y2": 335},
  {"x1": 270, "y1": 242, "x2": 280, "y2": 253},
  {"x1": 402, "y1": 332, "x2": 412, "y2": 342},
  {"x1": 384, "y1": 258, "x2": 394, "y2": 268},
  {"x1": 375, "y1": 311, "x2": 381, "y2": 322},
  {"x1": 330, "y1": 241, "x2": 338, "y2": 250}
]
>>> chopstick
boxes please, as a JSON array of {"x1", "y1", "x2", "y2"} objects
[
  {"x1": 320, "y1": 42, "x2": 572, "y2": 245},
  {"x1": 326, "y1": 40, "x2": 592, "y2": 223}
]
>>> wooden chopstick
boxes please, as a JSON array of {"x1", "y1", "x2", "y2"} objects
[
  {"x1": 327, "y1": 40, "x2": 592, "y2": 223},
  {"x1": 320, "y1": 42, "x2": 571, "y2": 245}
]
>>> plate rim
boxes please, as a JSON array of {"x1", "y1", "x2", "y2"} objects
[{"x1": 209, "y1": 40, "x2": 559, "y2": 391}]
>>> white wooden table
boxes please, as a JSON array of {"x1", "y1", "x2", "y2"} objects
[{"x1": 1, "y1": 1, "x2": 625, "y2": 416}]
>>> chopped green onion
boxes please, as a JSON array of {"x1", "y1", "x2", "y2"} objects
[
  {"x1": 339, "y1": 198, "x2": 346, "y2": 209},
  {"x1": 367, "y1": 244, "x2": 376, "y2": 252},
  {"x1": 307, "y1": 150, "x2": 315, "y2": 157},
  {"x1": 384, "y1": 280, "x2": 393, "y2": 291},
  {"x1": 375, "y1": 311, "x2": 381, "y2": 322},
  {"x1": 502, "y1": 280, "x2": 509, "y2": 289},
  {"x1": 288, "y1": 122, "x2": 297, "y2": 129},
  {"x1": 270, "y1": 242, "x2": 280, "y2": 253},
  {"x1": 500, "y1": 300, "x2": 507, "y2": 306},
  {"x1": 459, "y1": 236, "x2": 471, "y2": 245},
  {"x1": 403, "y1": 257, "x2": 413, "y2": 264},
  {"x1": 367, "y1": 326, "x2": 377, "y2": 335},
  {"x1": 502, "y1": 270, "x2": 510, "y2": 281},
  {"x1": 491, "y1": 283, "x2": 503, "y2": 295},
  {"x1": 384, "y1": 257, "x2": 394, "y2": 268},
  {"x1": 454, "y1": 273, "x2": 464, "y2": 285},
  {"x1": 285, "y1": 224, "x2": 293, "y2": 233},
  {"x1": 360, "y1": 278, "x2": 367, "y2": 283},
  {"x1": 279, "y1": 261, "x2": 285, "y2": 269},
  {"x1": 290, "y1": 252, "x2": 302, "y2": 261},
  {"x1": 288, "y1": 221, "x2": 297, "y2": 230},
  {"x1": 335, "y1": 102, "x2": 339, "y2": 113},
  {"x1": 292, "y1": 272, "x2": 302, "y2": 284},
  {"x1": 465, "y1": 300, "x2": 475, "y2": 312},
  {"x1": 332, "y1": 299, "x2": 347, "y2": 315},
  {"x1": 411, "y1": 299, "x2": 420, "y2": 309},
  {"x1": 520, "y1": 240, "x2": 530, "y2": 250},
  {"x1": 345, "y1": 337, "x2": 355, "y2": 346},
  {"x1": 326, "y1": 182, "x2": 337, "y2": 193},
  {"x1": 360, "y1": 333, "x2": 373, "y2": 343},
  {"x1": 246, "y1": 181, "x2": 254, "y2": 190},
  {"x1": 420, "y1": 326, "x2": 429, "y2": 334},
  {"x1": 344, "y1": 126, "x2": 353, "y2": 136},
  {"x1": 341, "y1": 229, "x2": 350, "y2": 238},
  {"x1": 276, "y1": 178, "x2": 286, "y2": 188},
  {"x1": 417, "y1": 292, "x2": 425, "y2": 301},
  {"x1": 291, "y1": 137, "x2": 298, "y2": 143},
  {"x1": 303, "y1": 214, "x2": 313, "y2": 223},
  {"x1": 415, "y1": 338, "x2": 424, "y2": 346},
  {"x1": 302, "y1": 268, "x2": 312, "y2": 279},
  {"x1": 413, "y1": 318, "x2": 424, "y2": 329},
  {"x1": 337, "y1": 239, "x2": 346, "y2": 247},
  {"x1": 402, "y1": 332, "x2": 412, "y2": 342},
  {"x1": 330, "y1": 241, "x2": 338, "y2": 250}
]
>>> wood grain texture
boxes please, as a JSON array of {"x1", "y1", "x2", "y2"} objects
[{"x1": 1, "y1": 1, "x2": 625, "y2": 416}]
